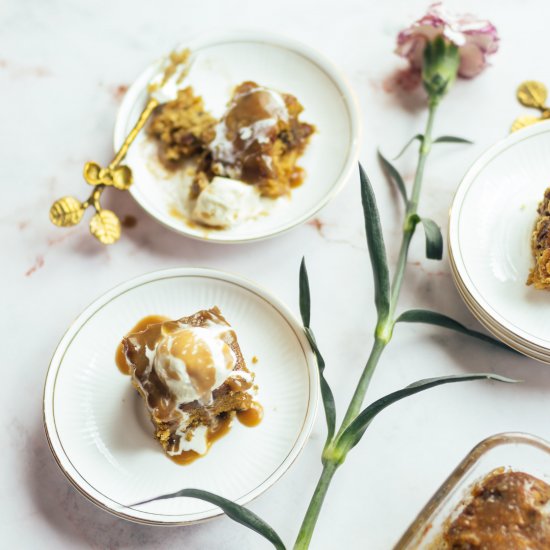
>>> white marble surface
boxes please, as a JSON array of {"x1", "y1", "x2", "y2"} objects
[{"x1": 3, "y1": 0, "x2": 550, "y2": 548}]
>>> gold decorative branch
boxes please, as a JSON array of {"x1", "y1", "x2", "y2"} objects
[
  {"x1": 49, "y1": 96, "x2": 159, "y2": 244},
  {"x1": 49, "y1": 48, "x2": 191, "y2": 245}
]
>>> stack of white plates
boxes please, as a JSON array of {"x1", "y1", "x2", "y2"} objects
[{"x1": 449, "y1": 121, "x2": 550, "y2": 363}]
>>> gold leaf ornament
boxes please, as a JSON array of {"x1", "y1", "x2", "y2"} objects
[
  {"x1": 49, "y1": 47, "x2": 186, "y2": 244},
  {"x1": 83, "y1": 162, "x2": 102, "y2": 185},
  {"x1": 511, "y1": 115, "x2": 541, "y2": 133},
  {"x1": 517, "y1": 81, "x2": 547, "y2": 109},
  {"x1": 49, "y1": 196, "x2": 84, "y2": 227},
  {"x1": 111, "y1": 165, "x2": 133, "y2": 190},
  {"x1": 89, "y1": 210, "x2": 121, "y2": 244},
  {"x1": 83, "y1": 162, "x2": 133, "y2": 190},
  {"x1": 511, "y1": 80, "x2": 550, "y2": 133}
]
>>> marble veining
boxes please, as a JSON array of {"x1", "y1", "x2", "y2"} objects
[{"x1": 3, "y1": 0, "x2": 550, "y2": 548}]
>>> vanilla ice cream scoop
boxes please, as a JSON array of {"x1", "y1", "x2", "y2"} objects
[
  {"x1": 152, "y1": 321, "x2": 237, "y2": 405},
  {"x1": 191, "y1": 176, "x2": 261, "y2": 229}
]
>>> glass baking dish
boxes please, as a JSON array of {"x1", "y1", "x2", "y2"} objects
[{"x1": 394, "y1": 432, "x2": 550, "y2": 549}]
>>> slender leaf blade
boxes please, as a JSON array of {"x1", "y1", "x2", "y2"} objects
[
  {"x1": 305, "y1": 326, "x2": 336, "y2": 444},
  {"x1": 133, "y1": 488, "x2": 286, "y2": 550},
  {"x1": 396, "y1": 309, "x2": 518, "y2": 353},
  {"x1": 300, "y1": 259, "x2": 336, "y2": 442},
  {"x1": 433, "y1": 135, "x2": 473, "y2": 144},
  {"x1": 320, "y1": 379, "x2": 336, "y2": 442},
  {"x1": 377, "y1": 150, "x2": 408, "y2": 206},
  {"x1": 299, "y1": 257, "x2": 311, "y2": 328},
  {"x1": 339, "y1": 373, "x2": 517, "y2": 451},
  {"x1": 359, "y1": 163, "x2": 390, "y2": 319},
  {"x1": 419, "y1": 217, "x2": 443, "y2": 260},
  {"x1": 393, "y1": 133, "x2": 424, "y2": 159}
]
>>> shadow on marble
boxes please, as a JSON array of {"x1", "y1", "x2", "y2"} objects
[
  {"x1": 388, "y1": 269, "x2": 550, "y2": 394},
  {"x1": 421, "y1": 329, "x2": 550, "y2": 389},
  {"x1": 95, "y1": 186, "x2": 269, "y2": 263},
  {"x1": 69, "y1": 231, "x2": 113, "y2": 259},
  {"x1": 381, "y1": 68, "x2": 427, "y2": 113},
  {"x1": 27, "y1": 420, "x2": 209, "y2": 548},
  {"x1": 109, "y1": 383, "x2": 155, "y2": 454}
]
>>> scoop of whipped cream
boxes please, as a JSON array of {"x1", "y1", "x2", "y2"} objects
[
  {"x1": 150, "y1": 321, "x2": 253, "y2": 455},
  {"x1": 191, "y1": 176, "x2": 261, "y2": 229},
  {"x1": 152, "y1": 322, "x2": 236, "y2": 405}
]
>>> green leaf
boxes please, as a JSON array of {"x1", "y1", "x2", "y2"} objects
[
  {"x1": 299, "y1": 257, "x2": 311, "y2": 328},
  {"x1": 377, "y1": 151, "x2": 407, "y2": 206},
  {"x1": 359, "y1": 163, "x2": 390, "y2": 319},
  {"x1": 433, "y1": 135, "x2": 473, "y2": 144},
  {"x1": 338, "y1": 373, "x2": 518, "y2": 451},
  {"x1": 418, "y1": 216, "x2": 443, "y2": 260},
  {"x1": 133, "y1": 488, "x2": 286, "y2": 550},
  {"x1": 393, "y1": 134, "x2": 424, "y2": 159},
  {"x1": 300, "y1": 258, "x2": 336, "y2": 444},
  {"x1": 396, "y1": 309, "x2": 519, "y2": 353}
]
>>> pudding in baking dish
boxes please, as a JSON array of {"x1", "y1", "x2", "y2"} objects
[{"x1": 439, "y1": 470, "x2": 550, "y2": 548}]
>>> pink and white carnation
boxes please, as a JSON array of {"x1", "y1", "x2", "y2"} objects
[{"x1": 396, "y1": 2, "x2": 499, "y2": 78}]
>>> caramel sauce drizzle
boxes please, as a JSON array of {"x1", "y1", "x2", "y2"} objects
[
  {"x1": 172, "y1": 403, "x2": 263, "y2": 465},
  {"x1": 237, "y1": 401, "x2": 263, "y2": 427},
  {"x1": 214, "y1": 84, "x2": 285, "y2": 185},
  {"x1": 170, "y1": 414, "x2": 234, "y2": 465},
  {"x1": 115, "y1": 314, "x2": 169, "y2": 375}
]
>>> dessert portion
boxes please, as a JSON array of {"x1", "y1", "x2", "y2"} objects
[
  {"x1": 528, "y1": 187, "x2": 550, "y2": 289},
  {"x1": 206, "y1": 81, "x2": 314, "y2": 199},
  {"x1": 118, "y1": 307, "x2": 261, "y2": 463},
  {"x1": 147, "y1": 80, "x2": 314, "y2": 229},
  {"x1": 439, "y1": 470, "x2": 550, "y2": 549},
  {"x1": 147, "y1": 87, "x2": 216, "y2": 168}
]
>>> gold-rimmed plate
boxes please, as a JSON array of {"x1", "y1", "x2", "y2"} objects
[
  {"x1": 114, "y1": 31, "x2": 360, "y2": 243},
  {"x1": 449, "y1": 121, "x2": 550, "y2": 358},
  {"x1": 43, "y1": 268, "x2": 318, "y2": 524},
  {"x1": 449, "y1": 245, "x2": 550, "y2": 363}
]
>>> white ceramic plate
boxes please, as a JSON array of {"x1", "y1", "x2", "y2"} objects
[
  {"x1": 449, "y1": 250, "x2": 550, "y2": 363},
  {"x1": 449, "y1": 121, "x2": 550, "y2": 355},
  {"x1": 450, "y1": 252, "x2": 550, "y2": 362},
  {"x1": 114, "y1": 32, "x2": 360, "y2": 243},
  {"x1": 43, "y1": 268, "x2": 318, "y2": 525}
]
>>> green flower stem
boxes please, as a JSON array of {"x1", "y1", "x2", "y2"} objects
[
  {"x1": 389, "y1": 100, "x2": 438, "y2": 320},
  {"x1": 293, "y1": 100, "x2": 439, "y2": 550},
  {"x1": 337, "y1": 337, "x2": 387, "y2": 435},
  {"x1": 293, "y1": 461, "x2": 338, "y2": 550},
  {"x1": 340, "y1": 100, "x2": 439, "y2": 434}
]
